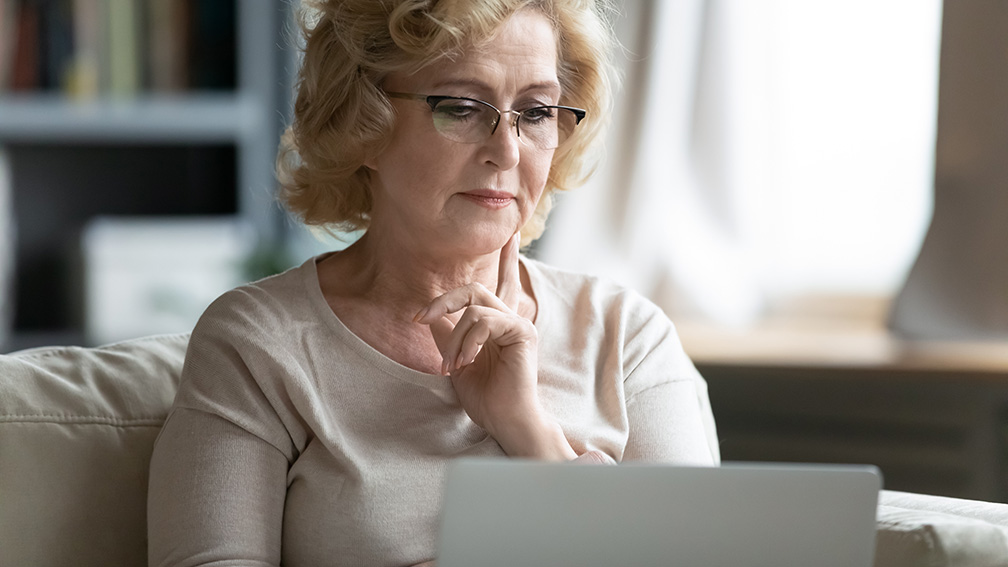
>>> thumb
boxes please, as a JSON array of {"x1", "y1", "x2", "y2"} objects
[{"x1": 427, "y1": 316, "x2": 456, "y2": 374}]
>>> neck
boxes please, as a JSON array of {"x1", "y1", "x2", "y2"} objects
[{"x1": 321, "y1": 230, "x2": 507, "y2": 319}]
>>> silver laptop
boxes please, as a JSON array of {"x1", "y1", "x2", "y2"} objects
[{"x1": 437, "y1": 459, "x2": 881, "y2": 567}]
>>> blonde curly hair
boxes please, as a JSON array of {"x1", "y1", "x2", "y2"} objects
[{"x1": 276, "y1": 0, "x2": 615, "y2": 246}]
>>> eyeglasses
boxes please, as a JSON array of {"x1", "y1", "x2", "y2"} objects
[{"x1": 385, "y1": 92, "x2": 586, "y2": 150}]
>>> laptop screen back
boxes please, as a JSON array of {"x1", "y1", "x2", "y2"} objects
[{"x1": 438, "y1": 460, "x2": 881, "y2": 567}]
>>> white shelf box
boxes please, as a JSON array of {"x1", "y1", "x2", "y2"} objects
[{"x1": 82, "y1": 216, "x2": 254, "y2": 345}]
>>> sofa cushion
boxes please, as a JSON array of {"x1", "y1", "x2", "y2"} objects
[
  {"x1": 0, "y1": 334, "x2": 188, "y2": 567},
  {"x1": 875, "y1": 490, "x2": 1008, "y2": 567}
]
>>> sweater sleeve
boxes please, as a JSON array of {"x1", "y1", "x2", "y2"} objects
[
  {"x1": 148, "y1": 408, "x2": 288, "y2": 567},
  {"x1": 147, "y1": 288, "x2": 300, "y2": 567},
  {"x1": 618, "y1": 293, "x2": 721, "y2": 465}
]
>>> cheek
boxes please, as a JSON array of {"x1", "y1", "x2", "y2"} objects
[
  {"x1": 522, "y1": 152, "x2": 553, "y2": 201},
  {"x1": 375, "y1": 123, "x2": 456, "y2": 190}
]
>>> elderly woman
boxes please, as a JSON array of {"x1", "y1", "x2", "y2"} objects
[{"x1": 147, "y1": 0, "x2": 718, "y2": 565}]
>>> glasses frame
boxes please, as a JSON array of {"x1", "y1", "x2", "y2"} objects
[{"x1": 385, "y1": 92, "x2": 586, "y2": 149}]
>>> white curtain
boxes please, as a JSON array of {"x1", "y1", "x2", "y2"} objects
[{"x1": 539, "y1": 0, "x2": 941, "y2": 327}]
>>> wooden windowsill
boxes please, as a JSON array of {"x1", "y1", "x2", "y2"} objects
[{"x1": 674, "y1": 295, "x2": 1008, "y2": 375}]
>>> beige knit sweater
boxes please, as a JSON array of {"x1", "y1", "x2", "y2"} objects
[{"x1": 148, "y1": 255, "x2": 719, "y2": 567}]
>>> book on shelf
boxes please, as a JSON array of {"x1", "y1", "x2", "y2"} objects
[
  {"x1": 146, "y1": 0, "x2": 189, "y2": 93},
  {"x1": 0, "y1": 0, "x2": 235, "y2": 98}
]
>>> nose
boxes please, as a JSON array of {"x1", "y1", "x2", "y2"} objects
[
  {"x1": 483, "y1": 111, "x2": 522, "y2": 170},
  {"x1": 500, "y1": 110, "x2": 522, "y2": 136}
]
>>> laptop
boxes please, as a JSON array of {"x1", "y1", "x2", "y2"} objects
[{"x1": 437, "y1": 459, "x2": 881, "y2": 567}]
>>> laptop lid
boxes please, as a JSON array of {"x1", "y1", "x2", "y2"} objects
[{"x1": 437, "y1": 460, "x2": 881, "y2": 567}]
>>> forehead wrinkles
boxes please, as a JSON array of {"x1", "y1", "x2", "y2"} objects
[
  {"x1": 472, "y1": 7, "x2": 558, "y2": 55},
  {"x1": 466, "y1": 11, "x2": 558, "y2": 76}
]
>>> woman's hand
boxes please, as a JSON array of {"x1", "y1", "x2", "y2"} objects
[{"x1": 415, "y1": 234, "x2": 576, "y2": 460}]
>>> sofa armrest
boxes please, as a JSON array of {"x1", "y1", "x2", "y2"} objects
[{"x1": 875, "y1": 489, "x2": 1008, "y2": 567}]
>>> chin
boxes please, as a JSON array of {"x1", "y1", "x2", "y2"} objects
[{"x1": 454, "y1": 223, "x2": 518, "y2": 256}]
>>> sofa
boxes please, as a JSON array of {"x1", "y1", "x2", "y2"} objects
[{"x1": 2, "y1": 333, "x2": 1008, "y2": 567}]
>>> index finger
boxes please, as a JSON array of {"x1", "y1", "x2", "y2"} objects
[{"x1": 496, "y1": 232, "x2": 521, "y2": 311}]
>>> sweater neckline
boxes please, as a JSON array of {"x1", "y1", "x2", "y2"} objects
[{"x1": 299, "y1": 253, "x2": 550, "y2": 391}]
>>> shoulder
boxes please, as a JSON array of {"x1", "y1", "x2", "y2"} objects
[
  {"x1": 183, "y1": 257, "x2": 327, "y2": 373},
  {"x1": 172, "y1": 261, "x2": 322, "y2": 456},
  {"x1": 524, "y1": 256, "x2": 669, "y2": 331},
  {"x1": 178, "y1": 257, "x2": 324, "y2": 404},
  {"x1": 196, "y1": 257, "x2": 317, "y2": 334},
  {"x1": 526, "y1": 256, "x2": 693, "y2": 383}
]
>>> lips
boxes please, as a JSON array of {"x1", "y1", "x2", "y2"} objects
[{"x1": 457, "y1": 189, "x2": 516, "y2": 210}]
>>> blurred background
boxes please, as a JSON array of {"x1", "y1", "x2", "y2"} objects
[
  {"x1": 0, "y1": 1, "x2": 299, "y2": 349},
  {"x1": 2, "y1": 1, "x2": 1007, "y2": 501}
]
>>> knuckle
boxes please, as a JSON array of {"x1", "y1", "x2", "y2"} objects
[
  {"x1": 469, "y1": 282, "x2": 492, "y2": 300},
  {"x1": 459, "y1": 307, "x2": 481, "y2": 325},
  {"x1": 473, "y1": 318, "x2": 492, "y2": 335}
]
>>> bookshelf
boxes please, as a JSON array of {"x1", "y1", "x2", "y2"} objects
[{"x1": 0, "y1": 1, "x2": 297, "y2": 349}]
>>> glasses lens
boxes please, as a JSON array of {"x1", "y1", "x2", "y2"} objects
[
  {"x1": 429, "y1": 98, "x2": 582, "y2": 149},
  {"x1": 519, "y1": 107, "x2": 581, "y2": 150},
  {"x1": 431, "y1": 99, "x2": 497, "y2": 143}
]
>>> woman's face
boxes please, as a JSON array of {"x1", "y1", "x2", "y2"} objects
[{"x1": 367, "y1": 9, "x2": 559, "y2": 257}]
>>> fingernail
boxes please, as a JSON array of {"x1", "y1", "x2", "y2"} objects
[
  {"x1": 455, "y1": 353, "x2": 465, "y2": 370},
  {"x1": 414, "y1": 306, "x2": 429, "y2": 322}
]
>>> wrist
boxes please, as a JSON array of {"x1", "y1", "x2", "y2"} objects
[{"x1": 489, "y1": 411, "x2": 577, "y2": 461}]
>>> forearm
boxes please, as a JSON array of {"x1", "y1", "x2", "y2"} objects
[{"x1": 488, "y1": 410, "x2": 578, "y2": 461}]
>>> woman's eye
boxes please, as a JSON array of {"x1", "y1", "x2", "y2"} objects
[
  {"x1": 521, "y1": 106, "x2": 556, "y2": 123},
  {"x1": 436, "y1": 101, "x2": 482, "y2": 120}
]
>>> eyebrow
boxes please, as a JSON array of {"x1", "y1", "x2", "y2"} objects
[{"x1": 429, "y1": 78, "x2": 562, "y2": 96}]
